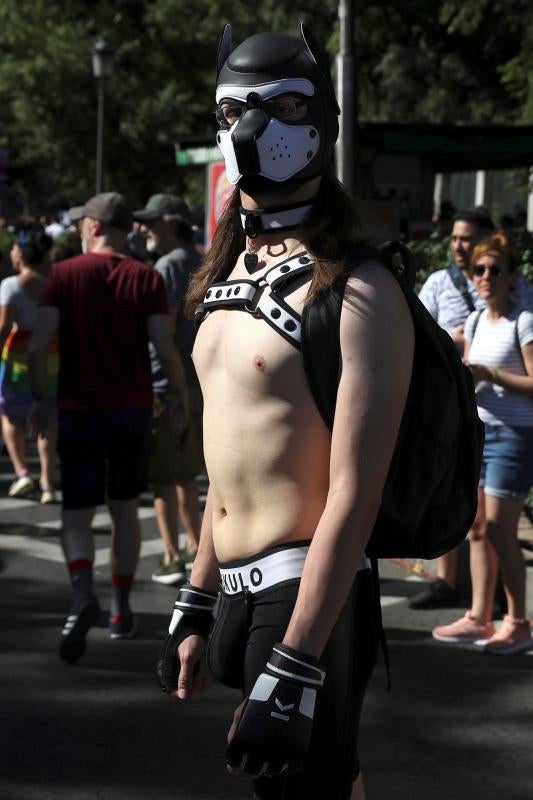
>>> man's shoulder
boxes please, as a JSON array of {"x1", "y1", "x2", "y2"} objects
[
  {"x1": 52, "y1": 253, "x2": 90, "y2": 271},
  {"x1": 343, "y1": 257, "x2": 405, "y2": 299},
  {"x1": 420, "y1": 267, "x2": 450, "y2": 289},
  {"x1": 54, "y1": 252, "x2": 148, "y2": 270},
  {"x1": 157, "y1": 245, "x2": 201, "y2": 272}
]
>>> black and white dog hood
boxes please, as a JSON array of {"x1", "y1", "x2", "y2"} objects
[{"x1": 215, "y1": 24, "x2": 340, "y2": 194}]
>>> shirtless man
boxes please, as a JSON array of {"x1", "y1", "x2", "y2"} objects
[{"x1": 157, "y1": 25, "x2": 414, "y2": 800}]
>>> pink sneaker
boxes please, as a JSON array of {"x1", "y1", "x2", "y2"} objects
[
  {"x1": 432, "y1": 612, "x2": 495, "y2": 644},
  {"x1": 481, "y1": 615, "x2": 533, "y2": 655}
]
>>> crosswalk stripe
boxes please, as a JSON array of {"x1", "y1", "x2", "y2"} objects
[
  {"x1": 0, "y1": 497, "x2": 39, "y2": 511},
  {"x1": 380, "y1": 596, "x2": 406, "y2": 608},
  {"x1": 0, "y1": 533, "x2": 164, "y2": 565},
  {"x1": 0, "y1": 535, "x2": 65, "y2": 562},
  {"x1": 94, "y1": 536, "x2": 165, "y2": 566},
  {"x1": 34, "y1": 506, "x2": 156, "y2": 531}
]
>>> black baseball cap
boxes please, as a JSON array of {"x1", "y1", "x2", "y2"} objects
[
  {"x1": 133, "y1": 194, "x2": 192, "y2": 224},
  {"x1": 68, "y1": 192, "x2": 133, "y2": 232}
]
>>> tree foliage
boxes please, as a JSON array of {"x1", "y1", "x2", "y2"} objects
[
  {"x1": 0, "y1": 0, "x2": 531, "y2": 212},
  {"x1": 357, "y1": 0, "x2": 533, "y2": 125}
]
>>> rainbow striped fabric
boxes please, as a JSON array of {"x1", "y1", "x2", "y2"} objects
[{"x1": 0, "y1": 329, "x2": 58, "y2": 420}]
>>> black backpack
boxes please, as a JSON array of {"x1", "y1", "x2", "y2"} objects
[{"x1": 301, "y1": 242, "x2": 484, "y2": 560}]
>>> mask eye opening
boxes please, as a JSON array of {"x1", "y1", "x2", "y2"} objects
[{"x1": 215, "y1": 101, "x2": 246, "y2": 128}]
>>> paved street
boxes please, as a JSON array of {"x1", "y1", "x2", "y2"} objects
[{"x1": 1, "y1": 445, "x2": 532, "y2": 800}]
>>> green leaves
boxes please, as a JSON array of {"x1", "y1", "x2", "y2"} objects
[{"x1": 0, "y1": 0, "x2": 531, "y2": 211}]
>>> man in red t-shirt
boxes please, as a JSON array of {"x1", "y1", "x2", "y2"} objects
[{"x1": 28, "y1": 192, "x2": 188, "y2": 663}]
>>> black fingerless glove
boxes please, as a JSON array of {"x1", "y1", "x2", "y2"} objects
[
  {"x1": 225, "y1": 642, "x2": 326, "y2": 778},
  {"x1": 156, "y1": 583, "x2": 218, "y2": 693}
]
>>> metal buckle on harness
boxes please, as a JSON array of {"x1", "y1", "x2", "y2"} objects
[{"x1": 244, "y1": 212, "x2": 264, "y2": 239}]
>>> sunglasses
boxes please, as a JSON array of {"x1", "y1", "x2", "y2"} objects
[{"x1": 472, "y1": 265, "x2": 504, "y2": 278}]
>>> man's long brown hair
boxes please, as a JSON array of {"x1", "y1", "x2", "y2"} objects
[{"x1": 185, "y1": 172, "x2": 373, "y2": 316}]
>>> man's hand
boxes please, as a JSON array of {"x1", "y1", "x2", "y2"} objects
[
  {"x1": 166, "y1": 392, "x2": 189, "y2": 441},
  {"x1": 171, "y1": 635, "x2": 209, "y2": 700},
  {"x1": 225, "y1": 643, "x2": 325, "y2": 778},
  {"x1": 156, "y1": 583, "x2": 217, "y2": 696},
  {"x1": 466, "y1": 362, "x2": 492, "y2": 385},
  {"x1": 28, "y1": 399, "x2": 51, "y2": 439},
  {"x1": 450, "y1": 324, "x2": 465, "y2": 353}
]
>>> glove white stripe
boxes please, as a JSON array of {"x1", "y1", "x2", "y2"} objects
[
  {"x1": 169, "y1": 609, "x2": 184, "y2": 635},
  {"x1": 270, "y1": 646, "x2": 326, "y2": 684},
  {"x1": 249, "y1": 672, "x2": 278, "y2": 702},
  {"x1": 174, "y1": 601, "x2": 214, "y2": 612},
  {"x1": 299, "y1": 687, "x2": 317, "y2": 720},
  {"x1": 183, "y1": 588, "x2": 218, "y2": 600},
  {"x1": 266, "y1": 662, "x2": 325, "y2": 686}
]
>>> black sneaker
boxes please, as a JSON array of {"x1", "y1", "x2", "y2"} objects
[
  {"x1": 408, "y1": 578, "x2": 459, "y2": 610},
  {"x1": 59, "y1": 600, "x2": 101, "y2": 664}
]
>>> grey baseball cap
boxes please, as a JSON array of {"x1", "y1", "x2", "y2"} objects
[
  {"x1": 68, "y1": 205, "x2": 84, "y2": 223},
  {"x1": 68, "y1": 192, "x2": 133, "y2": 232},
  {"x1": 133, "y1": 194, "x2": 192, "y2": 224}
]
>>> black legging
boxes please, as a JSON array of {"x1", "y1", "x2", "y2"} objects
[{"x1": 207, "y1": 567, "x2": 379, "y2": 800}]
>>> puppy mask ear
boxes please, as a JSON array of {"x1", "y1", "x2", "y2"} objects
[
  {"x1": 301, "y1": 23, "x2": 330, "y2": 80},
  {"x1": 216, "y1": 24, "x2": 232, "y2": 77}
]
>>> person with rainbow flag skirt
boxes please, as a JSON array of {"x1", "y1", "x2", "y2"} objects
[{"x1": 0, "y1": 226, "x2": 58, "y2": 503}]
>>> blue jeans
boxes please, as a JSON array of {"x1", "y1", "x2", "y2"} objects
[{"x1": 479, "y1": 423, "x2": 533, "y2": 499}]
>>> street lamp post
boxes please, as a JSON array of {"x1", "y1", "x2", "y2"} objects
[
  {"x1": 336, "y1": 0, "x2": 357, "y2": 195},
  {"x1": 91, "y1": 38, "x2": 115, "y2": 194}
]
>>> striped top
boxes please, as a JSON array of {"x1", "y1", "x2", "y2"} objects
[
  {"x1": 465, "y1": 307, "x2": 533, "y2": 427},
  {"x1": 418, "y1": 268, "x2": 484, "y2": 334}
]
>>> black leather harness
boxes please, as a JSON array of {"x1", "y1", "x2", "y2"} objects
[{"x1": 194, "y1": 252, "x2": 314, "y2": 349}]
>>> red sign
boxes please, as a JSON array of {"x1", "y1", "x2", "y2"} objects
[{"x1": 205, "y1": 162, "x2": 234, "y2": 245}]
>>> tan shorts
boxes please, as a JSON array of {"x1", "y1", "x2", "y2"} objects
[{"x1": 149, "y1": 392, "x2": 204, "y2": 485}]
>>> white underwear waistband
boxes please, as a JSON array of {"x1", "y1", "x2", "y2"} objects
[{"x1": 219, "y1": 544, "x2": 369, "y2": 595}]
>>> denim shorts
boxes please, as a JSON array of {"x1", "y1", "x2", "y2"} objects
[
  {"x1": 58, "y1": 409, "x2": 152, "y2": 510},
  {"x1": 479, "y1": 423, "x2": 533, "y2": 499}
]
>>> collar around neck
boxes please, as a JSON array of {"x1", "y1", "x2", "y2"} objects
[{"x1": 240, "y1": 199, "x2": 315, "y2": 239}]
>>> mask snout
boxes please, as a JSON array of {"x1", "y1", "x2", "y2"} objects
[{"x1": 232, "y1": 108, "x2": 270, "y2": 174}]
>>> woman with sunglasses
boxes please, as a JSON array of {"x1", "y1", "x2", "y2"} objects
[
  {"x1": 0, "y1": 227, "x2": 58, "y2": 502},
  {"x1": 433, "y1": 233, "x2": 533, "y2": 654}
]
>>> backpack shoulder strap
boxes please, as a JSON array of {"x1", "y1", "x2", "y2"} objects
[
  {"x1": 470, "y1": 308, "x2": 483, "y2": 342},
  {"x1": 515, "y1": 310, "x2": 526, "y2": 369},
  {"x1": 448, "y1": 264, "x2": 475, "y2": 313},
  {"x1": 301, "y1": 242, "x2": 412, "y2": 431},
  {"x1": 301, "y1": 274, "x2": 347, "y2": 431}
]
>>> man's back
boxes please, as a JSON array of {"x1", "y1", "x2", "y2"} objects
[
  {"x1": 152, "y1": 244, "x2": 201, "y2": 391},
  {"x1": 42, "y1": 252, "x2": 167, "y2": 411}
]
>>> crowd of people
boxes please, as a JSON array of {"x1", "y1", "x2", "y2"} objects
[
  {"x1": 0, "y1": 191, "x2": 204, "y2": 651},
  {"x1": 2, "y1": 206, "x2": 530, "y2": 654},
  {"x1": 416, "y1": 210, "x2": 533, "y2": 655}
]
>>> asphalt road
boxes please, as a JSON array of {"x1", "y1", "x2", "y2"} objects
[{"x1": 1, "y1": 446, "x2": 532, "y2": 800}]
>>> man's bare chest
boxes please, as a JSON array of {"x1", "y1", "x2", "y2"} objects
[{"x1": 193, "y1": 252, "x2": 313, "y2": 399}]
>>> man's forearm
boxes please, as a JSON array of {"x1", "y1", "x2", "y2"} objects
[
  {"x1": 161, "y1": 350, "x2": 188, "y2": 397},
  {"x1": 282, "y1": 488, "x2": 380, "y2": 658}
]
